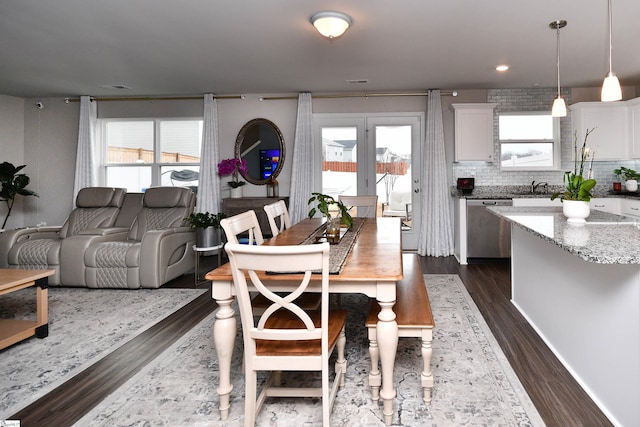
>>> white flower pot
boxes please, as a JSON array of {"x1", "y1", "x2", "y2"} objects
[
  {"x1": 230, "y1": 187, "x2": 243, "y2": 198},
  {"x1": 562, "y1": 200, "x2": 590, "y2": 225},
  {"x1": 625, "y1": 179, "x2": 638, "y2": 192}
]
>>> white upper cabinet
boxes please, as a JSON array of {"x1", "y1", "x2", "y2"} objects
[
  {"x1": 570, "y1": 101, "x2": 629, "y2": 160},
  {"x1": 452, "y1": 103, "x2": 497, "y2": 162},
  {"x1": 629, "y1": 98, "x2": 640, "y2": 159}
]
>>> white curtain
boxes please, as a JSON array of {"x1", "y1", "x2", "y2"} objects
[
  {"x1": 418, "y1": 90, "x2": 454, "y2": 256},
  {"x1": 195, "y1": 94, "x2": 221, "y2": 214},
  {"x1": 73, "y1": 96, "x2": 97, "y2": 203},
  {"x1": 289, "y1": 93, "x2": 315, "y2": 224}
]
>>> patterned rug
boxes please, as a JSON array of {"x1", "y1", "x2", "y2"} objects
[
  {"x1": 0, "y1": 286, "x2": 206, "y2": 420},
  {"x1": 76, "y1": 275, "x2": 544, "y2": 426}
]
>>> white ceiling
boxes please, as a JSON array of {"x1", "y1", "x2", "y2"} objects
[{"x1": 1, "y1": 0, "x2": 639, "y2": 98}]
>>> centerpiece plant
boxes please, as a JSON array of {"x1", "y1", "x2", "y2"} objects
[
  {"x1": 307, "y1": 192, "x2": 353, "y2": 229},
  {"x1": 551, "y1": 128, "x2": 597, "y2": 202},
  {"x1": 217, "y1": 158, "x2": 248, "y2": 188}
]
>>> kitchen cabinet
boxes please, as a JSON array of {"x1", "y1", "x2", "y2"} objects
[
  {"x1": 222, "y1": 196, "x2": 289, "y2": 237},
  {"x1": 590, "y1": 198, "x2": 622, "y2": 215},
  {"x1": 451, "y1": 103, "x2": 497, "y2": 162},
  {"x1": 621, "y1": 198, "x2": 640, "y2": 219},
  {"x1": 569, "y1": 101, "x2": 629, "y2": 160},
  {"x1": 629, "y1": 98, "x2": 640, "y2": 159}
]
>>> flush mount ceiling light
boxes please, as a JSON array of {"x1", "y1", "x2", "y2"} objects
[
  {"x1": 310, "y1": 11, "x2": 352, "y2": 39},
  {"x1": 550, "y1": 20, "x2": 567, "y2": 117},
  {"x1": 601, "y1": 0, "x2": 622, "y2": 101},
  {"x1": 495, "y1": 65, "x2": 509, "y2": 72}
]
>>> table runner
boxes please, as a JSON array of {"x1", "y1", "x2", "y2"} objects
[{"x1": 299, "y1": 217, "x2": 366, "y2": 274}]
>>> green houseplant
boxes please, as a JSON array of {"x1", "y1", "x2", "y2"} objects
[
  {"x1": 307, "y1": 192, "x2": 353, "y2": 229},
  {"x1": 0, "y1": 161, "x2": 39, "y2": 229},
  {"x1": 613, "y1": 166, "x2": 639, "y2": 192},
  {"x1": 185, "y1": 211, "x2": 228, "y2": 248},
  {"x1": 551, "y1": 128, "x2": 597, "y2": 203}
]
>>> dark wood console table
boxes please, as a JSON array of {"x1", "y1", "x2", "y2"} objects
[{"x1": 222, "y1": 197, "x2": 289, "y2": 237}]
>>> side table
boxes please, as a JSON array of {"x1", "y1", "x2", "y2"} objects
[
  {"x1": 0, "y1": 269, "x2": 55, "y2": 350},
  {"x1": 193, "y1": 244, "x2": 224, "y2": 286}
]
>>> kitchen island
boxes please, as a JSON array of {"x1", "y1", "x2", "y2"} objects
[{"x1": 489, "y1": 206, "x2": 639, "y2": 427}]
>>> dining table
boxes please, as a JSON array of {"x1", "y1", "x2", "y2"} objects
[{"x1": 205, "y1": 216, "x2": 403, "y2": 425}]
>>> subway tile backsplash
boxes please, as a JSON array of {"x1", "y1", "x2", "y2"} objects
[{"x1": 452, "y1": 88, "x2": 640, "y2": 191}]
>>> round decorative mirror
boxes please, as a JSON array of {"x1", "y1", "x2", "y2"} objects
[{"x1": 234, "y1": 118, "x2": 285, "y2": 185}]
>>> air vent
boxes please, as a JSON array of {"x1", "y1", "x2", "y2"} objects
[
  {"x1": 346, "y1": 79, "x2": 369, "y2": 84},
  {"x1": 98, "y1": 84, "x2": 132, "y2": 90}
]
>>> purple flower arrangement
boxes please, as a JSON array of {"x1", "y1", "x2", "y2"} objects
[{"x1": 217, "y1": 158, "x2": 248, "y2": 188}]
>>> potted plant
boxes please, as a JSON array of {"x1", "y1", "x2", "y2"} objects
[
  {"x1": 551, "y1": 128, "x2": 597, "y2": 224},
  {"x1": 0, "y1": 161, "x2": 39, "y2": 229},
  {"x1": 613, "y1": 166, "x2": 639, "y2": 192},
  {"x1": 218, "y1": 158, "x2": 248, "y2": 198},
  {"x1": 307, "y1": 192, "x2": 354, "y2": 230},
  {"x1": 185, "y1": 211, "x2": 228, "y2": 248}
]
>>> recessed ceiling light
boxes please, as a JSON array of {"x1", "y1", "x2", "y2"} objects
[{"x1": 495, "y1": 65, "x2": 509, "y2": 72}]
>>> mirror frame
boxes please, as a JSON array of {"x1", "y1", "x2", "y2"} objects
[{"x1": 234, "y1": 118, "x2": 285, "y2": 185}]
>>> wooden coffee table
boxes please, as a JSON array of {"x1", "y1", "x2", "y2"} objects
[{"x1": 0, "y1": 269, "x2": 55, "y2": 350}]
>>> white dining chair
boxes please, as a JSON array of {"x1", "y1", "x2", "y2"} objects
[
  {"x1": 338, "y1": 195, "x2": 378, "y2": 218},
  {"x1": 263, "y1": 199, "x2": 291, "y2": 237},
  {"x1": 220, "y1": 210, "x2": 320, "y2": 314},
  {"x1": 225, "y1": 242, "x2": 347, "y2": 427}
]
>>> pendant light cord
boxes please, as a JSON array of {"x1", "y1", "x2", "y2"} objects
[
  {"x1": 607, "y1": 0, "x2": 613, "y2": 75},
  {"x1": 556, "y1": 23, "x2": 561, "y2": 97}
]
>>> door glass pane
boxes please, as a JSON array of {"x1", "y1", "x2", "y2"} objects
[
  {"x1": 321, "y1": 126, "x2": 357, "y2": 200},
  {"x1": 106, "y1": 121, "x2": 154, "y2": 164},
  {"x1": 376, "y1": 125, "x2": 412, "y2": 228},
  {"x1": 159, "y1": 120, "x2": 202, "y2": 163}
]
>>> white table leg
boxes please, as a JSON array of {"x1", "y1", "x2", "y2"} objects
[
  {"x1": 213, "y1": 296, "x2": 236, "y2": 420},
  {"x1": 421, "y1": 329, "x2": 434, "y2": 404},
  {"x1": 376, "y1": 300, "x2": 398, "y2": 426}
]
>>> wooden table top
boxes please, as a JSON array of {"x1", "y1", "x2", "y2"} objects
[
  {"x1": 0, "y1": 269, "x2": 55, "y2": 291},
  {"x1": 205, "y1": 217, "x2": 403, "y2": 283}
]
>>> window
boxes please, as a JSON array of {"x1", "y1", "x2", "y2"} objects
[
  {"x1": 101, "y1": 118, "x2": 202, "y2": 192},
  {"x1": 499, "y1": 112, "x2": 560, "y2": 171}
]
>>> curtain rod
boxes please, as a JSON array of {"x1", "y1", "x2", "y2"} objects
[
  {"x1": 260, "y1": 90, "x2": 458, "y2": 101},
  {"x1": 65, "y1": 90, "x2": 458, "y2": 103},
  {"x1": 65, "y1": 95, "x2": 244, "y2": 103}
]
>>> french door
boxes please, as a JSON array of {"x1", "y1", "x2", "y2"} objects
[{"x1": 313, "y1": 113, "x2": 423, "y2": 249}]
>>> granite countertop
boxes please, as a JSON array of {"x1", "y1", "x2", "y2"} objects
[
  {"x1": 488, "y1": 206, "x2": 640, "y2": 265},
  {"x1": 451, "y1": 185, "x2": 640, "y2": 200}
]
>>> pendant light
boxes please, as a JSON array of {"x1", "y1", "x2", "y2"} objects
[
  {"x1": 601, "y1": 0, "x2": 622, "y2": 101},
  {"x1": 550, "y1": 20, "x2": 567, "y2": 117}
]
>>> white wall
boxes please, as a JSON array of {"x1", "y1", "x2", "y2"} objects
[{"x1": 0, "y1": 94, "x2": 26, "y2": 228}]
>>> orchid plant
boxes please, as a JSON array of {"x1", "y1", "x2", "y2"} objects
[
  {"x1": 217, "y1": 158, "x2": 248, "y2": 188},
  {"x1": 551, "y1": 128, "x2": 597, "y2": 202}
]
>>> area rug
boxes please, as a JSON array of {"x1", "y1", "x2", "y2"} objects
[
  {"x1": 0, "y1": 286, "x2": 206, "y2": 420},
  {"x1": 76, "y1": 275, "x2": 544, "y2": 426}
]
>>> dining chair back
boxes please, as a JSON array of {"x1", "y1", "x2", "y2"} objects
[
  {"x1": 338, "y1": 195, "x2": 378, "y2": 218},
  {"x1": 225, "y1": 242, "x2": 347, "y2": 427},
  {"x1": 220, "y1": 210, "x2": 264, "y2": 246},
  {"x1": 263, "y1": 200, "x2": 291, "y2": 236}
]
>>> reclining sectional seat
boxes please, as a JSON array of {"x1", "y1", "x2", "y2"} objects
[
  {"x1": 1, "y1": 187, "x2": 127, "y2": 286},
  {"x1": 83, "y1": 186, "x2": 196, "y2": 289}
]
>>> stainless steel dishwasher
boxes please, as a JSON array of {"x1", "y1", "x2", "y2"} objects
[{"x1": 466, "y1": 199, "x2": 512, "y2": 259}]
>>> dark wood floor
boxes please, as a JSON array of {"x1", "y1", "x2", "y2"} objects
[{"x1": 10, "y1": 255, "x2": 613, "y2": 427}]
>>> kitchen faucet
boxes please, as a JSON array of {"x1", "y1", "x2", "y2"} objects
[{"x1": 531, "y1": 180, "x2": 548, "y2": 193}]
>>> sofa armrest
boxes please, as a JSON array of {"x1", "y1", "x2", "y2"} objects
[
  {"x1": 78, "y1": 227, "x2": 130, "y2": 236},
  {"x1": 138, "y1": 228, "x2": 196, "y2": 288}
]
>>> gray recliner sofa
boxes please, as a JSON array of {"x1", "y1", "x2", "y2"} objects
[
  {"x1": 83, "y1": 186, "x2": 196, "y2": 289},
  {"x1": 0, "y1": 187, "x2": 128, "y2": 285}
]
